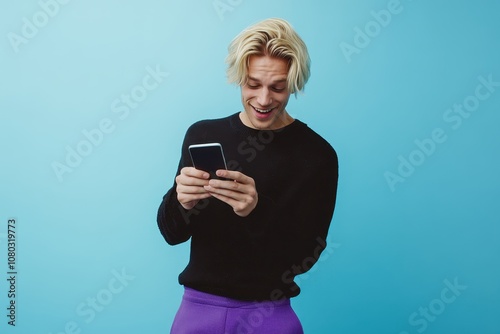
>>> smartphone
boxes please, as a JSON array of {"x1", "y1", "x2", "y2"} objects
[{"x1": 188, "y1": 143, "x2": 228, "y2": 179}]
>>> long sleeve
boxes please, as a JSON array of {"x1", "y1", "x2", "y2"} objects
[
  {"x1": 157, "y1": 186, "x2": 193, "y2": 245},
  {"x1": 157, "y1": 122, "x2": 205, "y2": 245},
  {"x1": 265, "y1": 141, "x2": 339, "y2": 296},
  {"x1": 286, "y1": 147, "x2": 338, "y2": 273}
]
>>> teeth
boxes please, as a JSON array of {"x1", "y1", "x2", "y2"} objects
[{"x1": 255, "y1": 107, "x2": 272, "y2": 113}]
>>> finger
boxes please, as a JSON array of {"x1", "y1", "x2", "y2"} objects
[
  {"x1": 206, "y1": 179, "x2": 249, "y2": 194},
  {"x1": 207, "y1": 191, "x2": 238, "y2": 208},
  {"x1": 204, "y1": 185, "x2": 241, "y2": 200},
  {"x1": 177, "y1": 184, "x2": 209, "y2": 195},
  {"x1": 204, "y1": 183, "x2": 256, "y2": 202},
  {"x1": 177, "y1": 175, "x2": 210, "y2": 187},
  {"x1": 208, "y1": 192, "x2": 255, "y2": 217},
  {"x1": 216, "y1": 170, "x2": 253, "y2": 184},
  {"x1": 181, "y1": 167, "x2": 210, "y2": 180},
  {"x1": 176, "y1": 172, "x2": 210, "y2": 187}
]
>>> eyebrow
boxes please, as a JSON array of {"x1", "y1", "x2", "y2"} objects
[{"x1": 247, "y1": 76, "x2": 287, "y2": 84}]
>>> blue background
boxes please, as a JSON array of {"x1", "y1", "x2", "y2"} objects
[{"x1": 1, "y1": 0, "x2": 499, "y2": 333}]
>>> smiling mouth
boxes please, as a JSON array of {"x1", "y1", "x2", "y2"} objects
[{"x1": 251, "y1": 105, "x2": 275, "y2": 114}]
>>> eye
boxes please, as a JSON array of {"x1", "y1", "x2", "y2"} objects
[
  {"x1": 247, "y1": 83, "x2": 259, "y2": 89},
  {"x1": 272, "y1": 87, "x2": 285, "y2": 92}
]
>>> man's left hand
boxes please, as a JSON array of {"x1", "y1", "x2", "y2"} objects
[{"x1": 203, "y1": 170, "x2": 258, "y2": 217}]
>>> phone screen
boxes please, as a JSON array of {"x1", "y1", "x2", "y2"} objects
[{"x1": 188, "y1": 143, "x2": 227, "y2": 179}]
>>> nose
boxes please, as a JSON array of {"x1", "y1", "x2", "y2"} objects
[{"x1": 256, "y1": 88, "x2": 272, "y2": 107}]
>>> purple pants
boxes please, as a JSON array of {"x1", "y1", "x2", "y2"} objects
[{"x1": 170, "y1": 287, "x2": 304, "y2": 334}]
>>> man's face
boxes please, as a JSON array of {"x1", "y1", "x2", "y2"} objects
[{"x1": 240, "y1": 55, "x2": 292, "y2": 130}]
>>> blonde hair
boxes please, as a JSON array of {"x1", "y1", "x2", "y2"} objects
[{"x1": 226, "y1": 18, "x2": 311, "y2": 95}]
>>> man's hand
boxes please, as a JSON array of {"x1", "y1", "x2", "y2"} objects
[
  {"x1": 203, "y1": 170, "x2": 258, "y2": 217},
  {"x1": 176, "y1": 167, "x2": 211, "y2": 210}
]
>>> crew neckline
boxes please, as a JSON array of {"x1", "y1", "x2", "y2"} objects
[{"x1": 231, "y1": 112, "x2": 302, "y2": 133}]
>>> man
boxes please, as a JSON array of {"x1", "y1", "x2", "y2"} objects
[{"x1": 157, "y1": 18, "x2": 338, "y2": 333}]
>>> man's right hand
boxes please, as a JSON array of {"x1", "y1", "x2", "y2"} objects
[{"x1": 176, "y1": 167, "x2": 212, "y2": 210}]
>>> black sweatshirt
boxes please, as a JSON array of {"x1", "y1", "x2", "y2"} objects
[{"x1": 157, "y1": 112, "x2": 338, "y2": 301}]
